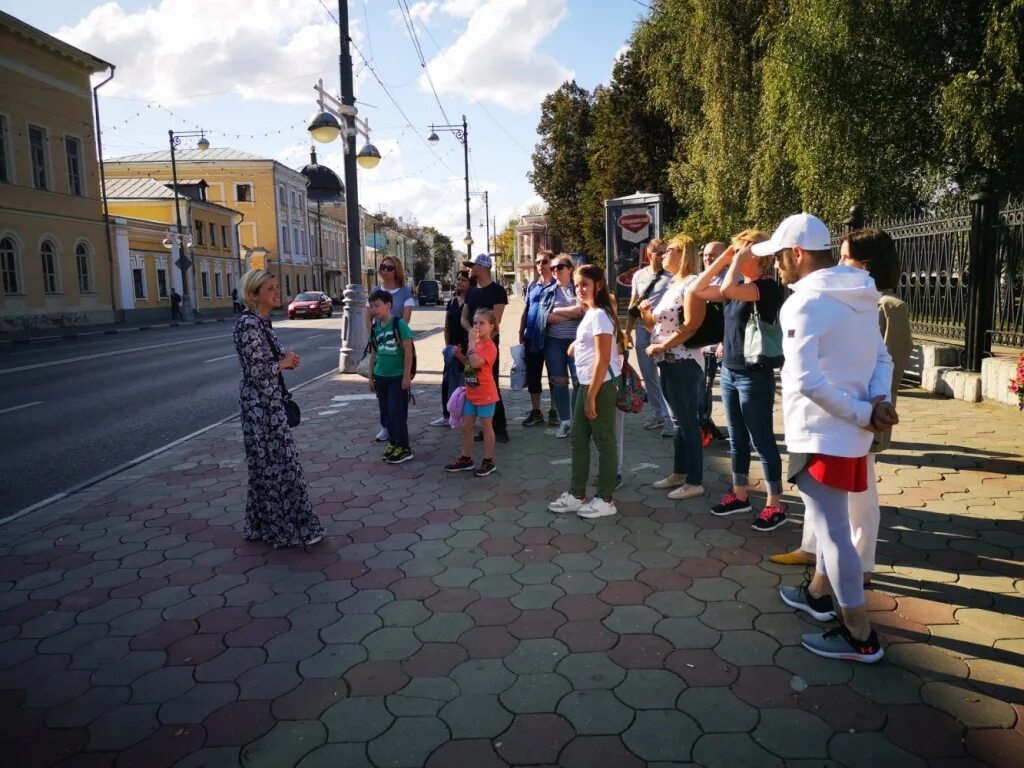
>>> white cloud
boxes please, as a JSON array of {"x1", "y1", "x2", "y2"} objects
[
  {"x1": 55, "y1": 0, "x2": 354, "y2": 104},
  {"x1": 420, "y1": 0, "x2": 573, "y2": 111},
  {"x1": 407, "y1": 1, "x2": 441, "y2": 23}
]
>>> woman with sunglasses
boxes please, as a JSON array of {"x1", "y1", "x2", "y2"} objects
[
  {"x1": 542, "y1": 254, "x2": 586, "y2": 438},
  {"x1": 371, "y1": 256, "x2": 414, "y2": 442}
]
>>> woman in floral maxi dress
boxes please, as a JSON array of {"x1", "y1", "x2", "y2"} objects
[{"x1": 234, "y1": 269, "x2": 323, "y2": 547}]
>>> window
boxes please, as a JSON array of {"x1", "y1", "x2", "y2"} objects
[
  {"x1": 65, "y1": 137, "x2": 83, "y2": 196},
  {"x1": 278, "y1": 185, "x2": 286, "y2": 205},
  {"x1": 157, "y1": 268, "x2": 168, "y2": 298},
  {"x1": 0, "y1": 116, "x2": 10, "y2": 183},
  {"x1": 293, "y1": 227, "x2": 300, "y2": 255},
  {"x1": 1, "y1": 236, "x2": 19, "y2": 294},
  {"x1": 281, "y1": 225, "x2": 290, "y2": 253},
  {"x1": 215, "y1": 271, "x2": 222, "y2": 297},
  {"x1": 301, "y1": 229, "x2": 308, "y2": 256},
  {"x1": 209, "y1": 222, "x2": 216, "y2": 247},
  {"x1": 195, "y1": 220, "x2": 204, "y2": 245},
  {"x1": 227, "y1": 274, "x2": 233, "y2": 295},
  {"x1": 75, "y1": 243, "x2": 91, "y2": 293},
  {"x1": 29, "y1": 125, "x2": 49, "y2": 190},
  {"x1": 201, "y1": 270, "x2": 210, "y2": 298},
  {"x1": 221, "y1": 225, "x2": 227, "y2": 248},
  {"x1": 132, "y1": 268, "x2": 145, "y2": 299},
  {"x1": 40, "y1": 240, "x2": 59, "y2": 293},
  {"x1": 235, "y1": 183, "x2": 253, "y2": 202},
  {"x1": 291, "y1": 190, "x2": 298, "y2": 207},
  {"x1": 286, "y1": 275, "x2": 291, "y2": 296}
]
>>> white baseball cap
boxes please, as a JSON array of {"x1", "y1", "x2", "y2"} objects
[{"x1": 750, "y1": 213, "x2": 832, "y2": 256}]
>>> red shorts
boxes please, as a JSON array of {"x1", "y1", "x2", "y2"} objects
[{"x1": 807, "y1": 454, "x2": 868, "y2": 492}]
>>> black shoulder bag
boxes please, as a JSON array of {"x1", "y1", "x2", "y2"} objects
[
  {"x1": 628, "y1": 269, "x2": 666, "y2": 319},
  {"x1": 259, "y1": 322, "x2": 301, "y2": 428}
]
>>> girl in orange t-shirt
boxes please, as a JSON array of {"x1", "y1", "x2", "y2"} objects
[{"x1": 446, "y1": 309, "x2": 500, "y2": 477}]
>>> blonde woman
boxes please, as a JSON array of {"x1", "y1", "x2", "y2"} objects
[
  {"x1": 234, "y1": 270, "x2": 323, "y2": 548},
  {"x1": 639, "y1": 234, "x2": 707, "y2": 500},
  {"x1": 691, "y1": 229, "x2": 787, "y2": 532}
]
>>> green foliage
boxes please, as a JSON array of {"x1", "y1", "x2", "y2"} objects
[
  {"x1": 529, "y1": 0, "x2": 1022, "y2": 244},
  {"x1": 412, "y1": 238, "x2": 432, "y2": 283},
  {"x1": 430, "y1": 231, "x2": 455, "y2": 286}
]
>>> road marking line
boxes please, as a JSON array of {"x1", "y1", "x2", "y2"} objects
[
  {"x1": 203, "y1": 354, "x2": 237, "y2": 363},
  {"x1": 0, "y1": 333, "x2": 231, "y2": 375},
  {"x1": 0, "y1": 366, "x2": 337, "y2": 526},
  {"x1": 0, "y1": 401, "x2": 43, "y2": 415}
]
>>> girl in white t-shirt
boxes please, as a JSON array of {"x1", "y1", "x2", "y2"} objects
[{"x1": 549, "y1": 264, "x2": 623, "y2": 519}]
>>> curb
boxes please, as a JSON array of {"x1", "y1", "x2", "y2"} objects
[{"x1": 0, "y1": 366, "x2": 340, "y2": 527}]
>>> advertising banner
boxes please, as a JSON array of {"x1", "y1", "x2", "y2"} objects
[{"x1": 604, "y1": 193, "x2": 662, "y2": 300}]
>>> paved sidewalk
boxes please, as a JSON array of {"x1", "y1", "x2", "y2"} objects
[{"x1": 1, "y1": 320, "x2": 1022, "y2": 766}]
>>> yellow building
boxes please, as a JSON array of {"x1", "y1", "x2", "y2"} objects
[
  {"x1": 0, "y1": 11, "x2": 115, "y2": 332},
  {"x1": 104, "y1": 147, "x2": 347, "y2": 306},
  {"x1": 105, "y1": 177, "x2": 241, "y2": 320}
]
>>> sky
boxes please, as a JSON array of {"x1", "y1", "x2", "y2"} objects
[{"x1": 2, "y1": 0, "x2": 648, "y2": 249}]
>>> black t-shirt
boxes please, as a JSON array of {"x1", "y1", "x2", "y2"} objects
[
  {"x1": 445, "y1": 295, "x2": 468, "y2": 349},
  {"x1": 465, "y1": 281, "x2": 509, "y2": 345},
  {"x1": 723, "y1": 276, "x2": 783, "y2": 371}
]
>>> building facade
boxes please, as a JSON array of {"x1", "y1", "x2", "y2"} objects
[
  {"x1": 0, "y1": 11, "x2": 115, "y2": 332},
  {"x1": 514, "y1": 213, "x2": 561, "y2": 293}
]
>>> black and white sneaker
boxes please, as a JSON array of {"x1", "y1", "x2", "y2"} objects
[
  {"x1": 522, "y1": 409, "x2": 545, "y2": 426},
  {"x1": 474, "y1": 459, "x2": 497, "y2": 477},
  {"x1": 710, "y1": 492, "x2": 753, "y2": 516},
  {"x1": 386, "y1": 447, "x2": 414, "y2": 464},
  {"x1": 780, "y1": 574, "x2": 837, "y2": 622},
  {"x1": 445, "y1": 456, "x2": 475, "y2": 473},
  {"x1": 802, "y1": 624, "x2": 884, "y2": 663}
]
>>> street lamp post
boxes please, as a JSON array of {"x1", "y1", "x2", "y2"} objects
[
  {"x1": 471, "y1": 190, "x2": 490, "y2": 253},
  {"x1": 165, "y1": 129, "x2": 209, "y2": 318},
  {"x1": 427, "y1": 116, "x2": 471, "y2": 259},
  {"x1": 307, "y1": 1, "x2": 382, "y2": 372}
]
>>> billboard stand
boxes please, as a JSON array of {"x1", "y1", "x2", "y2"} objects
[{"x1": 604, "y1": 191, "x2": 663, "y2": 301}]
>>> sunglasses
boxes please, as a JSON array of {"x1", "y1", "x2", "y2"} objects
[
  {"x1": 535, "y1": 259, "x2": 550, "y2": 265},
  {"x1": 379, "y1": 264, "x2": 395, "y2": 272},
  {"x1": 553, "y1": 263, "x2": 572, "y2": 271}
]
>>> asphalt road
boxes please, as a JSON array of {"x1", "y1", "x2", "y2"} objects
[{"x1": 0, "y1": 315, "x2": 375, "y2": 519}]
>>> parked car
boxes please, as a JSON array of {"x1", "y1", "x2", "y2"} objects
[
  {"x1": 416, "y1": 280, "x2": 441, "y2": 306},
  {"x1": 288, "y1": 292, "x2": 333, "y2": 319}
]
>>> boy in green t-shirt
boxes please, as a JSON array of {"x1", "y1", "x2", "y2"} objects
[{"x1": 368, "y1": 289, "x2": 415, "y2": 463}]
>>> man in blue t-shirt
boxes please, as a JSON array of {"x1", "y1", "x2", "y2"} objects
[{"x1": 519, "y1": 250, "x2": 558, "y2": 427}]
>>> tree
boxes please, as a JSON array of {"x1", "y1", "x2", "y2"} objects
[
  {"x1": 529, "y1": 81, "x2": 595, "y2": 251},
  {"x1": 411, "y1": 238, "x2": 432, "y2": 283},
  {"x1": 492, "y1": 218, "x2": 518, "y2": 276},
  {"x1": 431, "y1": 231, "x2": 454, "y2": 287}
]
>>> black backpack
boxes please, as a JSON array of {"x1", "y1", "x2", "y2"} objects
[
  {"x1": 372, "y1": 317, "x2": 417, "y2": 378},
  {"x1": 683, "y1": 300, "x2": 724, "y2": 348}
]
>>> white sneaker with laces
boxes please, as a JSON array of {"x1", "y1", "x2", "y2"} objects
[
  {"x1": 554, "y1": 421, "x2": 572, "y2": 439},
  {"x1": 668, "y1": 483, "x2": 706, "y2": 500},
  {"x1": 374, "y1": 427, "x2": 389, "y2": 442},
  {"x1": 578, "y1": 498, "x2": 617, "y2": 519},
  {"x1": 430, "y1": 416, "x2": 449, "y2": 427},
  {"x1": 548, "y1": 492, "x2": 585, "y2": 513},
  {"x1": 643, "y1": 417, "x2": 665, "y2": 430},
  {"x1": 652, "y1": 473, "x2": 685, "y2": 489}
]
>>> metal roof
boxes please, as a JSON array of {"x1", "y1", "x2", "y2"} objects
[
  {"x1": 104, "y1": 177, "x2": 181, "y2": 199},
  {"x1": 106, "y1": 148, "x2": 268, "y2": 163}
]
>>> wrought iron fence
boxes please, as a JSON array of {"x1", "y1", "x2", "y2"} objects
[
  {"x1": 994, "y1": 196, "x2": 1024, "y2": 348},
  {"x1": 831, "y1": 193, "x2": 1024, "y2": 357}
]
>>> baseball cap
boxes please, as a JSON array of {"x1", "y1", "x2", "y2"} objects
[
  {"x1": 464, "y1": 253, "x2": 494, "y2": 269},
  {"x1": 750, "y1": 213, "x2": 832, "y2": 256}
]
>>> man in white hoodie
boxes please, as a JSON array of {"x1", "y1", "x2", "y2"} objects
[{"x1": 751, "y1": 213, "x2": 897, "y2": 663}]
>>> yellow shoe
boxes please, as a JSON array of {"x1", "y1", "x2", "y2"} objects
[{"x1": 769, "y1": 550, "x2": 816, "y2": 566}]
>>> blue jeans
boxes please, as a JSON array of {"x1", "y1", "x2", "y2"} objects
[
  {"x1": 441, "y1": 346, "x2": 465, "y2": 418},
  {"x1": 720, "y1": 366, "x2": 782, "y2": 496},
  {"x1": 374, "y1": 375, "x2": 409, "y2": 449},
  {"x1": 658, "y1": 359, "x2": 703, "y2": 484},
  {"x1": 543, "y1": 336, "x2": 578, "y2": 422},
  {"x1": 635, "y1": 325, "x2": 669, "y2": 419}
]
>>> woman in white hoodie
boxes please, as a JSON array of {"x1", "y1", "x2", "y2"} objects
[{"x1": 752, "y1": 213, "x2": 897, "y2": 664}]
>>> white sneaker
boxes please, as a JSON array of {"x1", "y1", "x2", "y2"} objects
[
  {"x1": 668, "y1": 483, "x2": 706, "y2": 500},
  {"x1": 430, "y1": 416, "x2": 449, "y2": 427},
  {"x1": 660, "y1": 425, "x2": 676, "y2": 438},
  {"x1": 578, "y1": 498, "x2": 617, "y2": 519},
  {"x1": 554, "y1": 421, "x2": 572, "y2": 439},
  {"x1": 652, "y1": 473, "x2": 685, "y2": 489},
  {"x1": 548, "y1": 492, "x2": 585, "y2": 513},
  {"x1": 305, "y1": 534, "x2": 323, "y2": 545},
  {"x1": 643, "y1": 417, "x2": 665, "y2": 430},
  {"x1": 374, "y1": 427, "x2": 389, "y2": 442}
]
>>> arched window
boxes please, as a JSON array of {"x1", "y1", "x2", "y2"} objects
[
  {"x1": 40, "y1": 240, "x2": 59, "y2": 294},
  {"x1": 1, "y1": 236, "x2": 20, "y2": 295},
  {"x1": 75, "y1": 242, "x2": 92, "y2": 293}
]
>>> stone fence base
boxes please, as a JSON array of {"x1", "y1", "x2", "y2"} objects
[{"x1": 915, "y1": 342, "x2": 1020, "y2": 407}]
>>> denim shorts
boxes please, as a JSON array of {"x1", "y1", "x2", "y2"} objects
[{"x1": 463, "y1": 401, "x2": 497, "y2": 418}]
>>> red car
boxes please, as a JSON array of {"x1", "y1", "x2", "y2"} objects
[{"x1": 288, "y1": 292, "x2": 333, "y2": 319}]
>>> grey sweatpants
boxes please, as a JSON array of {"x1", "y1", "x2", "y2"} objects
[{"x1": 796, "y1": 471, "x2": 866, "y2": 609}]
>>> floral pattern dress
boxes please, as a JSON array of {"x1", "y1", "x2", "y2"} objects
[{"x1": 234, "y1": 310, "x2": 323, "y2": 547}]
